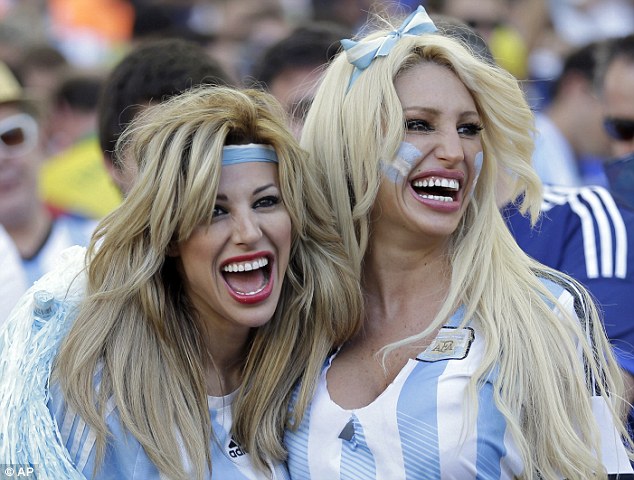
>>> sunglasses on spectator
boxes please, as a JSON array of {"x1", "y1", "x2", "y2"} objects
[
  {"x1": 604, "y1": 117, "x2": 634, "y2": 142},
  {"x1": 0, "y1": 113, "x2": 38, "y2": 156}
]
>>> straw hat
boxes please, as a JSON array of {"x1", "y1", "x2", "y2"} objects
[{"x1": 0, "y1": 60, "x2": 38, "y2": 114}]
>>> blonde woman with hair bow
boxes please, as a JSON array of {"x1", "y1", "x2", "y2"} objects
[{"x1": 284, "y1": 6, "x2": 634, "y2": 479}]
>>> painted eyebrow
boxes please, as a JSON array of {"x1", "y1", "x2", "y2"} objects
[{"x1": 215, "y1": 183, "x2": 277, "y2": 201}]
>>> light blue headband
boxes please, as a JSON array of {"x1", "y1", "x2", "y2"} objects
[
  {"x1": 341, "y1": 5, "x2": 437, "y2": 89},
  {"x1": 222, "y1": 143, "x2": 278, "y2": 165}
]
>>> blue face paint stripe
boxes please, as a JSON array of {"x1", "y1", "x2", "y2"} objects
[
  {"x1": 470, "y1": 151, "x2": 483, "y2": 196},
  {"x1": 382, "y1": 142, "x2": 422, "y2": 183}
]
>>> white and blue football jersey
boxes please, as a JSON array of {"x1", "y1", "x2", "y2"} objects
[
  {"x1": 0, "y1": 245, "x2": 288, "y2": 480},
  {"x1": 47, "y1": 383, "x2": 289, "y2": 480},
  {"x1": 285, "y1": 278, "x2": 633, "y2": 480}
]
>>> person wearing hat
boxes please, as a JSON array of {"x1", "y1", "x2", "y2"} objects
[{"x1": 0, "y1": 60, "x2": 96, "y2": 292}]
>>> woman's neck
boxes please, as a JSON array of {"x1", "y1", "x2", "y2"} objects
[
  {"x1": 362, "y1": 237, "x2": 451, "y2": 334},
  {"x1": 201, "y1": 326, "x2": 251, "y2": 397}
]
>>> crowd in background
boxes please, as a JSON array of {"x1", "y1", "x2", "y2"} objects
[
  {"x1": 1, "y1": 0, "x2": 633, "y2": 181},
  {"x1": 1, "y1": 0, "x2": 634, "y2": 303}
]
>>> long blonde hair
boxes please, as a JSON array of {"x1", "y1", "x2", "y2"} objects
[
  {"x1": 301, "y1": 23, "x2": 631, "y2": 479},
  {"x1": 54, "y1": 86, "x2": 362, "y2": 479}
]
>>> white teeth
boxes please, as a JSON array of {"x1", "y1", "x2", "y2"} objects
[
  {"x1": 241, "y1": 285, "x2": 266, "y2": 296},
  {"x1": 418, "y1": 194, "x2": 453, "y2": 202},
  {"x1": 223, "y1": 257, "x2": 269, "y2": 273},
  {"x1": 412, "y1": 177, "x2": 459, "y2": 191}
]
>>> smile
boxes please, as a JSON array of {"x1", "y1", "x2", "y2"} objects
[
  {"x1": 221, "y1": 254, "x2": 274, "y2": 304},
  {"x1": 411, "y1": 176, "x2": 460, "y2": 202}
]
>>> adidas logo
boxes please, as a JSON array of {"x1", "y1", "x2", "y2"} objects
[{"x1": 228, "y1": 438, "x2": 246, "y2": 458}]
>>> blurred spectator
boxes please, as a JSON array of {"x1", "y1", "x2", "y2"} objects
[
  {"x1": 98, "y1": 37, "x2": 234, "y2": 194},
  {"x1": 597, "y1": 33, "x2": 634, "y2": 159},
  {"x1": 251, "y1": 21, "x2": 349, "y2": 136},
  {"x1": 548, "y1": 0, "x2": 634, "y2": 49},
  {"x1": 0, "y1": 224, "x2": 27, "y2": 325},
  {"x1": 532, "y1": 41, "x2": 611, "y2": 187},
  {"x1": 47, "y1": 0, "x2": 135, "y2": 67},
  {"x1": 311, "y1": 0, "x2": 372, "y2": 31},
  {"x1": 0, "y1": 2, "x2": 47, "y2": 69},
  {"x1": 0, "y1": 60, "x2": 96, "y2": 286},
  {"x1": 428, "y1": 0, "x2": 529, "y2": 78},
  {"x1": 13, "y1": 43, "x2": 68, "y2": 106},
  {"x1": 596, "y1": 33, "x2": 634, "y2": 211},
  {"x1": 39, "y1": 68, "x2": 122, "y2": 219},
  {"x1": 12, "y1": 43, "x2": 69, "y2": 154}
]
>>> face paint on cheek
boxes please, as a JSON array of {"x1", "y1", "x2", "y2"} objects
[
  {"x1": 470, "y1": 151, "x2": 484, "y2": 197},
  {"x1": 381, "y1": 141, "x2": 422, "y2": 183}
]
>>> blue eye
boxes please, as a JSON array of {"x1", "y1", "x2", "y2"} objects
[
  {"x1": 458, "y1": 123, "x2": 483, "y2": 136},
  {"x1": 405, "y1": 119, "x2": 433, "y2": 133},
  {"x1": 254, "y1": 195, "x2": 281, "y2": 209}
]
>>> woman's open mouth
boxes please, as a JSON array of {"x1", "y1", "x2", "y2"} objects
[
  {"x1": 221, "y1": 254, "x2": 274, "y2": 304},
  {"x1": 411, "y1": 176, "x2": 460, "y2": 202}
]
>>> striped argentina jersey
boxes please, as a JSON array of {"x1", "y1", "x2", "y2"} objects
[
  {"x1": 47, "y1": 374, "x2": 290, "y2": 480},
  {"x1": 284, "y1": 277, "x2": 633, "y2": 480},
  {"x1": 504, "y1": 185, "x2": 634, "y2": 375}
]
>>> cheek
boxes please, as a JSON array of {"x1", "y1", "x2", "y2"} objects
[
  {"x1": 273, "y1": 214, "x2": 293, "y2": 268},
  {"x1": 178, "y1": 232, "x2": 217, "y2": 279}
]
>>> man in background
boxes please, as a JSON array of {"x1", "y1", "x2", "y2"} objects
[
  {"x1": 98, "y1": 37, "x2": 233, "y2": 194},
  {"x1": 0, "y1": 61, "x2": 96, "y2": 287},
  {"x1": 596, "y1": 33, "x2": 634, "y2": 211}
]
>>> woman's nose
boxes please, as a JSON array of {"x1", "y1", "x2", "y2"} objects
[
  {"x1": 231, "y1": 211, "x2": 262, "y2": 245},
  {"x1": 435, "y1": 130, "x2": 465, "y2": 165}
]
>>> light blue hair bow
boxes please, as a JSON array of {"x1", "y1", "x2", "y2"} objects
[{"x1": 341, "y1": 5, "x2": 437, "y2": 89}]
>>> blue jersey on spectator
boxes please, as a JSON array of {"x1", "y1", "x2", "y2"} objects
[{"x1": 503, "y1": 184, "x2": 634, "y2": 376}]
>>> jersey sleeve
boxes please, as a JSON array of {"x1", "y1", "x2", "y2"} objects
[{"x1": 506, "y1": 185, "x2": 634, "y2": 377}]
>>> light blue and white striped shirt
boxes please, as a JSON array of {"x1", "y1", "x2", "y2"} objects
[
  {"x1": 47, "y1": 383, "x2": 289, "y2": 480},
  {"x1": 285, "y1": 278, "x2": 633, "y2": 479}
]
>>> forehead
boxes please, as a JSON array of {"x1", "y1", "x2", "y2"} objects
[
  {"x1": 395, "y1": 62, "x2": 476, "y2": 113},
  {"x1": 218, "y1": 161, "x2": 280, "y2": 190}
]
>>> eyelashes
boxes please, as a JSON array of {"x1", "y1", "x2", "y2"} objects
[
  {"x1": 253, "y1": 195, "x2": 281, "y2": 209},
  {"x1": 212, "y1": 195, "x2": 281, "y2": 218},
  {"x1": 405, "y1": 119, "x2": 484, "y2": 136}
]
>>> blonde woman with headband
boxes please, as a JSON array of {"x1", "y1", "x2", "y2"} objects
[
  {"x1": 0, "y1": 86, "x2": 361, "y2": 479},
  {"x1": 285, "y1": 6, "x2": 634, "y2": 479}
]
